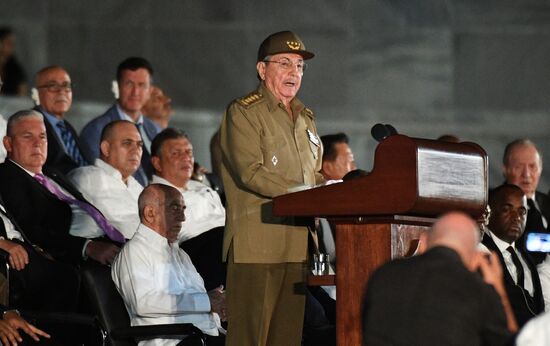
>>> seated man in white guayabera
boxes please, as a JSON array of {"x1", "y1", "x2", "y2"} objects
[
  {"x1": 69, "y1": 120, "x2": 143, "y2": 239},
  {"x1": 150, "y1": 128, "x2": 226, "y2": 290},
  {"x1": 112, "y1": 184, "x2": 226, "y2": 346}
]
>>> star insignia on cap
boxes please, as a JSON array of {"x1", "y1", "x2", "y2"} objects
[
  {"x1": 271, "y1": 155, "x2": 278, "y2": 166},
  {"x1": 286, "y1": 41, "x2": 301, "y2": 50}
]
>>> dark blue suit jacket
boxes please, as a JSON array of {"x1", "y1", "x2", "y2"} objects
[
  {"x1": 79, "y1": 104, "x2": 160, "y2": 186},
  {"x1": 34, "y1": 106, "x2": 92, "y2": 175}
]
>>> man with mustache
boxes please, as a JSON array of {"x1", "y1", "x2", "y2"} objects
[
  {"x1": 220, "y1": 31, "x2": 324, "y2": 345},
  {"x1": 34, "y1": 66, "x2": 90, "y2": 173},
  {"x1": 150, "y1": 128, "x2": 226, "y2": 291},
  {"x1": 482, "y1": 184, "x2": 545, "y2": 326},
  {"x1": 69, "y1": 120, "x2": 144, "y2": 240}
]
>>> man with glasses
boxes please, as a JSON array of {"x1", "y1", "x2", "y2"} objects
[
  {"x1": 33, "y1": 66, "x2": 91, "y2": 174},
  {"x1": 220, "y1": 31, "x2": 324, "y2": 346},
  {"x1": 80, "y1": 57, "x2": 159, "y2": 186}
]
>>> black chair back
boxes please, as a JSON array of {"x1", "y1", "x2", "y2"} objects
[{"x1": 81, "y1": 262, "x2": 133, "y2": 346}]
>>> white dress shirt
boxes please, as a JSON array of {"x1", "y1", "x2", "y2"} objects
[
  {"x1": 68, "y1": 159, "x2": 143, "y2": 239},
  {"x1": 0, "y1": 204, "x2": 22, "y2": 241},
  {"x1": 112, "y1": 224, "x2": 220, "y2": 346},
  {"x1": 151, "y1": 175, "x2": 226, "y2": 242},
  {"x1": 486, "y1": 230, "x2": 535, "y2": 296}
]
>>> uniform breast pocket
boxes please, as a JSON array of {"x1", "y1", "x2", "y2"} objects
[{"x1": 261, "y1": 136, "x2": 288, "y2": 172}]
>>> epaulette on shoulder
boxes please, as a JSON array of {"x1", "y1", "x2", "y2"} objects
[
  {"x1": 237, "y1": 91, "x2": 263, "y2": 108},
  {"x1": 304, "y1": 107, "x2": 314, "y2": 118}
]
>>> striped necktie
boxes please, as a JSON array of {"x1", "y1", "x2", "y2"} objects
[{"x1": 56, "y1": 121, "x2": 87, "y2": 166}]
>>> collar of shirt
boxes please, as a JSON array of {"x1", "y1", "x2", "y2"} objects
[
  {"x1": 116, "y1": 104, "x2": 144, "y2": 125},
  {"x1": 136, "y1": 222, "x2": 177, "y2": 250},
  {"x1": 151, "y1": 174, "x2": 185, "y2": 192},
  {"x1": 259, "y1": 82, "x2": 306, "y2": 117},
  {"x1": 487, "y1": 229, "x2": 517, "y2": 252},
  {"x1": 9, "y1": 159, "x2": 41, "y2": 177},
  {"x1": 94, "y1": 158, "x2": 124, "y2": 181},
  {"x1": 41, "y1": 108, "x2": 67, "y2": 143},
  {"x1": 41, "y1": 108, "x2": 64, "y2": 126}
]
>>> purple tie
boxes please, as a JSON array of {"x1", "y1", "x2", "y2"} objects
[{"x1": 34, "y1": 173, "x2": 126, "y2": 243}]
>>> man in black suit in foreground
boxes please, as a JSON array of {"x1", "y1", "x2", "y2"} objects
[{"x1": 363, "y1": 212, "x2": 516, "y2": 345}]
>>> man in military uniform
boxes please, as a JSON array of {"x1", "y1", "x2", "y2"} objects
[{"x1": 219, "y1": 31, "x2": 324, "y2": 346}]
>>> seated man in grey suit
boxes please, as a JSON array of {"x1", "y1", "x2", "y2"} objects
[
  {"x1": 33, "y1": 65, "x2": 90, "y2": 173},
  {"x1": 79, "y1": 57, "x2": 160, "y2": 186},
  {"x1": 364, "y1": 212, "x2": 517, "y2": 345},
  {"x1": 502, "y1": 139, "x2": 550, "y2": 264}
]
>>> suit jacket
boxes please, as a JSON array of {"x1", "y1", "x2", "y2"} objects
[
  {"x1": 363, "y1": 246, "x2": 512, "y2": 346},
  {"x1": 482, "y1": 234, "x2": 545, "y2": 327},
  {"x1": 79, "y1": 104, "x2": 160, "y2": 186},
  {"x1": 0, "y1": 160, "x2": 87, "y2": 264},
  {"x1": 34, "y1": 106, "x2": 91, "y2": 175}
]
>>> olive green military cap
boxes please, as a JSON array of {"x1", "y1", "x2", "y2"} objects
[{"x1": 257, "y1": 31, "x2": 315, "y2": 62}]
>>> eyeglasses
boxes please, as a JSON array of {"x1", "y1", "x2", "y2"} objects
[
  {"x1": 36, "y1": 82, "x2": 73, "y2": 93},
  {"x1": 264, "y1": 58, "x2": 307, "y2": 73}
]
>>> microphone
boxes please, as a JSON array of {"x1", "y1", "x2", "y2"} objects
[
  {"x1": 371, "y1": 123, "x2": 390, "y2": 142},
  {"x1": 385, "y1": 124, "x2": 398, "y2": 136}
]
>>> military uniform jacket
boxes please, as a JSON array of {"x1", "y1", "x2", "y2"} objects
[{"x1": 220, "y1": 83, "x2": 324, "y2": 263}]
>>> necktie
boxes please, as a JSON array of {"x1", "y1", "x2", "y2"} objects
[
  {"x1": 135, "y1": 123, "x2": 151, "y2": 153},
  {"x1": 56, "y1": 121, "x2": 87, "y2": 167},
  {"x1": 507, "y1": 246, "x2": 525, "y2": 287},
  {"x1": 34, "y1": 173, "x2": 125, "y2": 243},
  {"x1": 526, "y1": 198, "x2": 545, "y2": 232}
]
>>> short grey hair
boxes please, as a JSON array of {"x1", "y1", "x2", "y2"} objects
[{"x1": 6, "y1": 110, "x2": 44, "y2": 136}]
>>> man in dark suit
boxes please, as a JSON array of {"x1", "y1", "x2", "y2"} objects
[
  {"x1": 0, "y1": 110, "x2": 120, "y2": 267},
  {"x1": 79, "y1": 57, "x2": 160, "y2": 186},
  {"x1": 0, "y1": 193, "x2": 80, "y2": 312},
  {"x1": 482, "y1": 184, "x2": 545, "y2": 327},
  {"x1": 503, "y1": 139, "x2": 550, "y2": 264},
  {"x1": 363, "y1": 212, "x2": 516, "y2": 346},
  {"x1": 33, "y1": 66, "x2": 91, "y2": 174}
]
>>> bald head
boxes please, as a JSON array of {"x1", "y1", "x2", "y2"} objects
[
  {"x1": 426, "y1": 212, "x2": 480, "y2": 266},
  {"x1": 138, "y1": 184, "x2": 185, "y2": 243}
]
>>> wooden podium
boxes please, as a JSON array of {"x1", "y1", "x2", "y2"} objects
[{"x1": 273, "y1": 134, "x2": 488, "y2": 346}]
